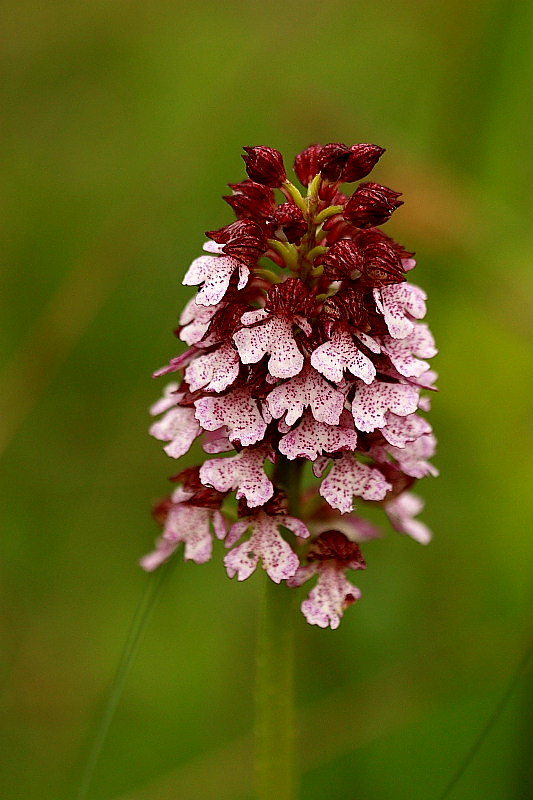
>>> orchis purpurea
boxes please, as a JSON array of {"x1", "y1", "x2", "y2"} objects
[{"x1": 143, "y1": 143, "x2": 438, "y2": 630}]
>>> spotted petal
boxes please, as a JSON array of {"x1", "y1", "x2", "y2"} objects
[
  {"x1": 179, "y1": 298, "x2": 221, "y2": 345},
  {"x1": 267, "y1": 364, "x2": 345, "y2": 426},
  {"x1": 195, "y1": 388, "x2": 267, "y2": 446},
  {"x1": 200, "y1": 447, "x2": 273, "y2": 507},
  {"x1": 311, "y1": 330, "x2": 376, "y2": 385},
  {"x1": 374, "y1": 282, "x2": 427, "y2": 339},
  {"x1": 320, "y1": 453, "x2": 391, "y2": 513},
  {"x1": 149, "y1": 405, "x2": 201, "y2": 459},
  {"x1": 380, "y1": 411, "x2": 432, "y2": 448},
  {"x1": 233, "y1": 314, "x2": 304, "y2": 379},
  {"x1": 279, "y1": 411, "x2": 357, "y2": 460},
  {"x1": 385, "y1": 492, "x2": 432, "y2": 544},
  {"x1": 297, "y1": 562, "x2": 362, "y2": 630},
  {"x1": 183, "y1": 254, "x2": 249, "y2": 306},
  {"x1": 386, "y1": 433, "x2": 439, "y2": 479},
  {"x1": 140, "y1": 506, "x2": 226, "y2": 570},
  {"x1": 351, "y1": 380, "x2": 419, "y2": 433},
  {"x1": 185, "y1": 342, "x2": 240, "y2": 392},
  {"x1": 382, "y1": 323, "x2": 437, "y2": 378},
  {"x1": 224, "y1": 512, "x2": 304, "y2": 583}
]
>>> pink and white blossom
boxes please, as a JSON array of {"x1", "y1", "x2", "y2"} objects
[
  {"x1": 183, "y1": 253, "x2": 249, "y2": 306},
  {"x1": 224, "y1": 512, "x2": 309, "y2": 583},
  {"x1": 320, "y1": 453, "x2": 392, "y2": 514},
  {"x1": 195, "y1": 388, "x2": 267, "y2": 446},
  {"x1": 200, "y1": 447, "x2": 274, "y2": 507},
  {"x1": 373, "y1": 282, "x2": 427, "y2": 339},
  {"x1": 148, "y1": 142, "x2": 438, "y2": 628},
  {"x1": 381, "y1": 323, "x2": 437, "y2": 378},
  {"x1": 185, "y1": 342, "x2": 240, "y2": 392},
  {"x1": 385, "y1": 492, "x2": 432, "y2": 544},
  {"x1": 150, "y1": 392, "x2": 201, "y2": 459},
  {"x1": 267, "y1": 364, "x2": 345, "y2": 426},
  {"x1": 279, "y1": 410, "x2": 357, "y2": 460},
  {"x1": 292, "y1": 562, "x2": 362, "y2": 629},
  {"x1": 311, "y1": 329, "x2": 376, "y2": 384},
  {"x1": 379, "y1": 411, "x2": 432, "y2": 448},
  {"x1": 178, "y1": 297, "x2": 221, "y2": 345},
  {"x1": 233, "y1": 310, "x2": 304, "y2": 379},
  {"x1": 351, "y1": 379, "x2": 419, "y2": 432}
]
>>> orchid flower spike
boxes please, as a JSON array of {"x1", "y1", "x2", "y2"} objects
[{"x1": 143, "y1": 143, "x2": 438, "y2": 629}]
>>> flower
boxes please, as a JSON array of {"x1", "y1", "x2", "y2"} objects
[{"x1": 143, "y1": 143, "x2": 438, "y2": 628}]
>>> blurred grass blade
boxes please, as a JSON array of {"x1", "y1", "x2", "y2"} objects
[
  {"x1": 75, "y1": 564, "x2": 173, "y2": 800},
  {"x1": 436, "y1": 636, "x2": 533, "y2": 800}
]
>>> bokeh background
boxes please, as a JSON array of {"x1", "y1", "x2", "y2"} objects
[{"x1": 2, "y1": 1, "x2": 533, "y2": 798}]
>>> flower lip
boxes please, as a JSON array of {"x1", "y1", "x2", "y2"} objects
[
  {"x1": 242, "y1": 145, "x2": 287, "y2": 188},
  {"x1": 319, "y1": 143, "x2": 385, "y2": 183}
]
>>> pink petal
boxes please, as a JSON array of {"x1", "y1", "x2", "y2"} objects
[
  {"x1": 267, "y1": 364, "x2": 345, "y2": 426},
  {"x1": 320, "y1": 454, "x2": 392, "y2": 514},
  {"x1": 149, "y1": 405, "x2": 201, "y2": 459},
  {"x1": 179, "y1": 298, "x2": 221, "y2": 345},
  {"x1": 311, "y1": 330, "x2": 376, "y2": 385},
  {"x1": 300, "y1": 562, "x2": 362, "y2": 629},
  {"x1": 200, "y1": 447, "x2": 274, "y2": 507},
  {"x1": 385, "y1": 492, "x2": 432, "y2": 544},
  {"x1": 278, "y1": 515, "x2": 311, "y2": 539},
  {"x1": 380, "y1": 411, "x2": 432, "y2": 448},
  {"x1": 373, "y1": 283, "x2": 427, "y2": 339},
  {"x1": 224, "y1": 512, "x2": 300, "y2": 583},
  {"x1": 382, "y1": 323, "x2": 437, "y2": 378},
  {"x1": 195, "y1": 388, "x2": 267, "y2": 446},
  {"x1": 386, "y1": 433, "x2": 439, "y2": 479},
  {"x1": 233, "y1": 315, "x2": 304, "y2": 379},
  {"x1": 279, "y1": 411, "x2": 357, "y2": 461},
  {"x1": 312, "y1": 456, "x2": 330, "y2": 477},
  {"x1": 185, "y1": 342, "x2": 240, "y2": 392},
  {"x1": 202, "y1": 426, "x2": 233, "y2": 453},
  {"x1": 183, "y1": 254, "x2": 249, "y2": 306},
  {"x1": 202, "y1": 240, "x2": 225, "y2": 254},
  {"x1": 150, "y1": 382, "x2": 180, "y2": 416},
  {"x1": 153, "y1": 348, "x2": 197, "y2": 378},
  {"x1": 140, "y1": 505, "x2": 218, "y2": 570},
  {"x1": 140, "y1": 538, "x2": 179, "y2": 571},
  {"x1": 351, "y1": 380, "x2": 419, "y2": 433}
]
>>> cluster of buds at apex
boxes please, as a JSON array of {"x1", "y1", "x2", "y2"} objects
[{"x1": 145, "y1": 142, "x2": 438, "y2": 629}]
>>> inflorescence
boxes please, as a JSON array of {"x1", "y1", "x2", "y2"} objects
[{"x1": 142, "y1": 143, "x2": 438, "y2": 629}]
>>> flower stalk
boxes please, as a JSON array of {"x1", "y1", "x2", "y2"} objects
[{"x1": 256, "y1": 456, "x2": 302, "y2": 800}]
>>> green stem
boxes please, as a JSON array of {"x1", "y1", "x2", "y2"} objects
[{"x1": 255, "y1": 457, "x2": 303, "y2": 800}]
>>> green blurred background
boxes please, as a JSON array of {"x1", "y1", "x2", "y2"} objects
[{"x1": 2, "y1": 1, "x2": 533, "y2": 798}]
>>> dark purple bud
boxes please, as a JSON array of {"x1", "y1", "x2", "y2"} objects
[
  {"x1": 242, "y1": 146, "x2": 287, "y2": 187},
  {"x1": 322, "y1": 286, "x2": 371, "y2": 331},
  {"x1": 265, "y1": 277, "x2": 314, "y2": 318},
  {"x1": 272, "y1": 202, "x2": 308, "y2": 243},
  {"x1": 355, "y1": 229, "x2": 406, "y2": 286},
  {"x1": 224, "y1": 179, "x2": 275, "y2": 220},
  {"x1": 206, "y1": 219, "x2": 267, "y2": 268},
  {"x1": 344, "y1": 182, "x2": 403, "y2": 228},
  {"x1": 319, "y1": 142, "x2": 385, "y2": 183},
  {"x1": 307, "y1": 530, "x2": 367, "y2": 569},
  {"x1": 294, "y1": 143, "x2": 323, "y2": 186},
  {"x1": 322, "y1": 239, "x2": 365, "y2": 281}
]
